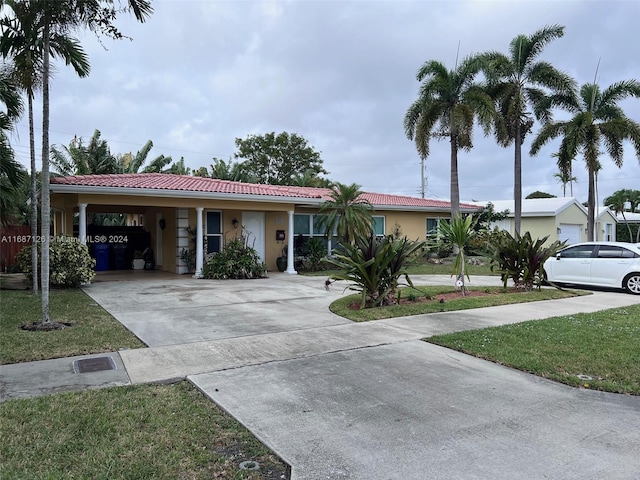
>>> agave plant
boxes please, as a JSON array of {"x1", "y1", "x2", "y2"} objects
[{"x1": 328, "y1": 233, "x2": 425, "y2": 308}]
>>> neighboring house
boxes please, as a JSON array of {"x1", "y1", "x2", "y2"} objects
[
  {"x1": 476, "y1": 197, "x2": 593, "y2": 245},
  {"x1": 49, "y1": 173, "x2": 480, "y2": 275},
  {"x1": 595, "y1": 207, "x2": 618, "y2": 242}
]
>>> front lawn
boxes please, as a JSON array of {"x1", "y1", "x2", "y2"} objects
[
  {"x1": 0, "y1": 289, "x2": 145, "y2": 364},
  {"x1": 426, "y1": 304, "x2": 640, "y2": 395},
  {"x1": 329, "y1": 286, "x2": 583, "y2": 322},
  {"x1": 0, "y1": 382, "x2": 289, "y2": 479}
]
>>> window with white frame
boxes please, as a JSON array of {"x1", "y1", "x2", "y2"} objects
[
  {"x1": 206, "y1": 211, "x2": 222, "y2": 254},
  {"x1": 426, "y1": 217, "x2": 440, "y2": 239},
  {"x1": 293, "y1": 213, "x2": 337, "y2": 254}
]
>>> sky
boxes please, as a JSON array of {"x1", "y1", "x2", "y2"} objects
[{"x1": 9, "y1": 0, "x2": 640, "y2": 205}]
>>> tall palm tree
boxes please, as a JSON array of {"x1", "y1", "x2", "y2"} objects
[
  {"x1": 0, "y1": 66, "x2": 26, "y2": 225},
  {"x1": 1, "y1": 0, "x2": 90, "y2": 248},
  {"x1": 14, "y1": 0, "x2": 152, "y2": 324},
  {"x1": 531, "y1": 80, "x2": 640, "y2": 241},
  {"x1": 318, "y1": 182, "x2": 373, "y2": 245},
  {"x1": 404, "y1": 55, "x2": 494, "y2": 218},
  {"x1": 479, "y1": 25, "x2": 576, "y2": 234},
  {"x1": 604, "y1": 189, "x2": 634, "y2": 240}
]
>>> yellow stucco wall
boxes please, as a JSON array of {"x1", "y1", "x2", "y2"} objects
[{"x1": 50, "y1": 189, "x2": 461, "y2": 273}]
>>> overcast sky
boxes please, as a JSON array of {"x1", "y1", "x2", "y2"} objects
[{"x1": 10, "y1": 0, "x2": 640, "y2": 204}]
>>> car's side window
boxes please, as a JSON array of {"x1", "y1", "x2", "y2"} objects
[
  {"x1": 560, "y1": 245, "x2": 595, "y2": 258},
  {"x1": 620, "y1": 248, "x2": 638, "y2": 258},
  {"x1": 597, "y1": 246, "x2": 623, "y2": 258}
]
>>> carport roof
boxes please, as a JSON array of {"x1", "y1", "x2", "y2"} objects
[{"x1": 51, "y1": 173, "x2": 480, "y2": 211}]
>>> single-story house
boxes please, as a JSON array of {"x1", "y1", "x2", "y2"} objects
[
  {"x1": 476, "y1": 197, "x2": 617, "y2": 244},
  {"x1": 49, "y1": 173, "x2": 480, "y2": 275}
]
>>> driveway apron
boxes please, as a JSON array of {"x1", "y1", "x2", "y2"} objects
[{"x1": 80, "y1": 274, "x2": 640, "y2": 479}]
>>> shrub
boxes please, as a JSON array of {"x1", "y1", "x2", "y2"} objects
[
  {"x1": 201, "y1": 238, "x2": 267, "y2": 279},
  {"x1": 295, "y1": 237, "x2": 327, "y2": 272},
  {"x1": 328, "y1": 233, "x2": 426, "y2": 308},
  {"x1": 488, "y1": 231, "x2": 565, "y2": 291},
  {"x1": 17, "y1": 236, "x2": 96, "y2": 287}
]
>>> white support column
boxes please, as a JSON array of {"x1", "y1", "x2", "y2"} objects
[
  {"x1": 286, "y1": 210, "x2": 297, "y2": 274},
  {"x1": 78, "y1": 203, "x2": 87, "y2": 245},
  {"x1": 194, "y1": 207, "x2": 204, "y2": 278}
]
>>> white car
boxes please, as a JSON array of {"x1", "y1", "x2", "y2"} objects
[{"x1": 543, "y1": 242, "x2": 640, "y2": 295}]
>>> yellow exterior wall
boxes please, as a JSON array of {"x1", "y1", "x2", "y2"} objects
[
  {"x1": 519, "y1": 217, "x2": 557, "y2": 242},
  {"x1": 50, "y1": 189, "x2": 462, "y2": 273}
]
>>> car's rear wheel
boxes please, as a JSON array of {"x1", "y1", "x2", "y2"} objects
[{"x1": 623, "y1": 273, "x2": 640, "y2": 295}]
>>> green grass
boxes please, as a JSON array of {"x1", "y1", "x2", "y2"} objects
[
  {"x1": 0, "y1": 382, "x2": 289, "y2": 479},
  {"x1": 329, "y1": 286, "x2": 583, "y2": 322},
  {"x1": 0, "y1": 289, "x2": 145, "y2": 364},
  {"x1": 426, "y1": 304, "x2": 640, "y2": 395}
]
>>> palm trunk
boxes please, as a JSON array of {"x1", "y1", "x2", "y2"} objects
[
  {"x1": 587, "y1": 168, "x2": 596, "y2": 242},
  {"x1": 514, "y1": 122, "x2": 522, "y2": 236},
  {"x1": 40, "y1": 16, "x2": 51, "y2": 323},
  {"x1": 450, "y1": 134, "x2": 460, "y2": 218},
  {"x1": 28, "y1": 89, "x2": 38, "y2": 294}
]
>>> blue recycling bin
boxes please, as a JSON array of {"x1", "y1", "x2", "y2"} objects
[{"x1": 94, "y1": 243, "x2": 111, "y2": 271}]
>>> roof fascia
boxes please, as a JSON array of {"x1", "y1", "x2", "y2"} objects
[{"x1": 49, "y1": 184, "x2": 323, "y2": 206}]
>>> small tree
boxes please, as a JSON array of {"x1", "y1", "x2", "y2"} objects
[{"x1": 437, "y1": 214, "x2": 478, "y2": 296}]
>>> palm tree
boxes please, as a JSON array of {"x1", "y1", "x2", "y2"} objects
[
  {"x1": 116, "y1": 139, "x2": 172, "y2": 173},
  {"x1": 404, "y1": 55, "x2": 494, "y2": 218},
  {"x1": 0, "y1": 66, "x2": 26, "y2": 225},
  {"x1": 479, "y1": 25, "x2": 576, "y2": 234},
  {"x1": 604, "y1": 189, "x2": 633, "y2": 240},
  {"x1": 11, "y1": 0, "x2": 151, "y2": 324},
  {"x1": 51, "y1": 130, "x2": 117, "y2": 175},
  {"x1": 317, "y1": 182, "x2": 373, "y2": 245},
  {"x1": 551, "y1": 151, "x2": 577, "y2": 197},
  {"x1": 531, "y1": 80, "x2": 640, "y2": 241}
]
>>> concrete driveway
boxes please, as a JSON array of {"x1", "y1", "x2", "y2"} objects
[{"x1": 80, "y1": 273, "x2": 640, "y2": 480}]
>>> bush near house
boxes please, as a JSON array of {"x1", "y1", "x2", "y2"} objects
[
  {"x1": 328, "y1": 233, "x2": 425, "y2": 308},
  {"x1": 488, "y1": 231, "x2": 565, "y2": 291},
  {"x1": 17, "y1": 237, "x2": 95, "y2": 288},
  {"x1": 201, "y1": 238, "x2": 267, "y2": 279}
]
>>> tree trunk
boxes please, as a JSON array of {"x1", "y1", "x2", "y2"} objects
[
  {"x1": 28, "y1": 90, "x2": 38, "y2": 294},
  {"x1": 40, "y1": 17, "x2": 51, "y2": 323},
  {"x1": 514, "y1": 122, "x2": 522, "y2": 235},
  {"x1": 587, "y1": 168, "x2": 596, "y2": 242},
  {"x1": 450, "y1": 133, "x2": 460, "y2": 219}
]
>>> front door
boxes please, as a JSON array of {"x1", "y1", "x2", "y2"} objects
[{"x1": 242, "y1": 212, "x2": 265, "y2": 262}]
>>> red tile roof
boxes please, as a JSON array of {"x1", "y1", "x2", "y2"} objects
[{"x1": 50, "y1": 173, "x2": 479, "y2": 210}]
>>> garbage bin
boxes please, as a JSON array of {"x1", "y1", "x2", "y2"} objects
[
  {"x1": 112, "y1": 244, "x2": 128, "y2": 270},
  {"x1": 94, "y1": 243, "x2": 110, "y2": 271}
]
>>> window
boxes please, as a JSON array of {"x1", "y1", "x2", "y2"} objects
[
  {"x1": 559, "y1": 245, "x2": 595, "y2": 259},
  {"x1": 206, "y1": 211, "x2": 222, "y2": 254},
  {"x1": 426, "y1": 217, "x2": 448, "y2": 239},
  {"x1": 372, "y1": 216, "x2": 385, "y2": 236},
  {"x1": 293, "y1": 213, "x2": 337, "y2": 255}
]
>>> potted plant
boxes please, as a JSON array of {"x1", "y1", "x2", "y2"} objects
[{"x1": 276, "y1": 247, "x2": 287, "y2": 272}]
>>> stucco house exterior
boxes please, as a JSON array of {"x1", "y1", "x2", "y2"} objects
[
  {"x1": 49, "y1": 173, "x2": 480, "y2": 275},
  {"x1": 478, "y1": 197, "x2": 616, "y2": 245}
]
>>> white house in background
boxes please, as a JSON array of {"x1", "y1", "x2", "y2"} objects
[
  {"x1": 614, "y1": 211, "x2": 640, "y2": 242},
  {"x1": 476, "y1": 197, "x2": 616, "y2": 245},
  {"x1": 596, "y1": 207, "x2": 619, "y2": 241}
]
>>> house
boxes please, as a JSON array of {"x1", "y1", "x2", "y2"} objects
[
  {"x1": 49, "y1": 173, "x2": 480, "y2": 275},
  {"x1": 476, "y1": 197, "x2": 604, "y2": 245},
  {"x1": 595, "y1": 207, "x2": 618, "y2": 242}
]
